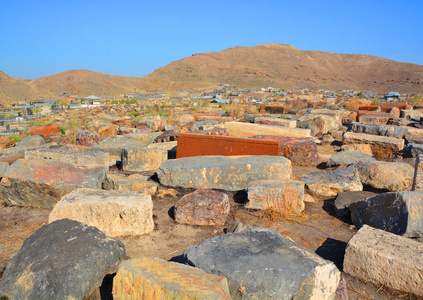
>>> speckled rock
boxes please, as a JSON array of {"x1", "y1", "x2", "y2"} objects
[
  {"x1": 76, "y1": 129, "x2": 101, "y2": 146},
  {"x1": 25, "y1": 148, "x2": 110, "y2": 167},
  {"x1": 103, "y1": 173, "x2": 158, "y2": 195},
  {"x1": 121, "y1": 146, "x2": 167, "y2": 172},
  {"x1": 16, "y1": 135, "x2": 45, "y2": 148},
  {"x1": 328, "y1": 150, "x2": 375, "y2": 167}
]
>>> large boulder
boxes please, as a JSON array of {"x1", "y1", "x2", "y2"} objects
[
  {"x1": 121, "y1": 146, "x2": 167, "y2": 172},
  {"x1": 0, "y1": 219, "x2": 126, "y2": 300},
  {"x1": 225, "y1": 122, "x2": 311, "y2": 138},
  {"x1": 113, "y1": 255, "x2": 231, "y2": 300},
  {"x1": 25, "y1": 148, "x2": 110, "y2": 167},
  {"x1": 184, "y1": 227, "x2": 340, "y2": 299},
  {"x1": 302, "y1": 165, "x2": 363, "y2": 197},
  {"x1": 354, "y1": 161, "x2": 414, "y2": 191},
  {"x1": 0, "y1": 159, "x2": 107, "y2": 208},
  {"x1": 48, "y1": 188, "x2": 154, "y2": 237},
  {"x1": 344, "y1": 225, "x2": 423, "y2": 297},
  {"x1": 328, "y1": 150, "x2": 375, "y2": 167},
  {"x1": 16, "y1": 135, "x2": 45, "y2": 148},
  {"x1": 350, "y1": 122, "x2": 408, "y2": 139},
  {"x1": 350, "y1": 191, "x2": 423, "y2": 238},
  {"x1": 157, "y1": 155, "x2": 292, "y2": 191}
]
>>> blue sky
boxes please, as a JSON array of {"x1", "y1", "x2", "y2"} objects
[{"x1": 1, "y1": 0, "x2": 422, "y2": 79}]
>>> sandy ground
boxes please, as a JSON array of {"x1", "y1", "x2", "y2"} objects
[{"x1": 0, "y1": 143, "x2": 421, "y2": 299}]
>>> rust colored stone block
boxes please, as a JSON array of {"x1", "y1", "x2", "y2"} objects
[
  {"x1": 357, "y1": 110, "x2": 391, "y2": 121},
  {"x1": 30, "y1": 125, "x2": 60, "y2": 139},
  {"x1": 263, "y1": 106, "x2": 287, "y2": 114},
  {"x1": 112, "y1": 118, "x2": 134, "y2": 127},
  {"x1": 253, "y1": 135, "x2": 319, "y2": 166},
  {"x1": 381, "y1": 101, "x2": 407, "y2": 112},
  {"x1": 358, "y1": 105, "x2": 379, "y2": 111},
  {"x1": 189, "y1": 113, "x2": 220, "y2": 121},
  {"x1": 174, "y1": 189, "x2": 230, "y2": 226},
  {"x1": 176, "y1": 133, "x2": 280, "y2": 158},
  {"x1": 0, "y1": 137, "x2": 16, "y2": 149}
]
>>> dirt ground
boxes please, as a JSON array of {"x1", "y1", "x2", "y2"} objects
[{"x1": 0, "y1": 143, "x2": 421, "y2": 299}]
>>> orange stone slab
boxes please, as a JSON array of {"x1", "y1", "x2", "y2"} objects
[{"x1": 176, "y1": 133, "x2": 279, "y2": 158}]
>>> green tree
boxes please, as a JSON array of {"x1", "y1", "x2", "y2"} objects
[{"x1": 413, "y1": 94, "x2": 422, "y2": 104}]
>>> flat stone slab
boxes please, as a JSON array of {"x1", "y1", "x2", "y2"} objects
[
  {"x1": 225, "y1": 121, "x2": 311, "y2": 138},
  {"x1": 350, "y1": 122, "x2": 408, "y2": 138},
  {"x1": 354, "y1": 161, "x2": 414, "y2": 191},
  {"x1": 335, "y1": 191, "x2": 377, "y2": 218},
  {"x1": 254, "y1": 117, "x2": 297, "y2": 128},
  {"x1": 0, "y1": 219, "x2": 126, "y2": 300},
  {"x1": 121, "y1": 146, "x2": 167, "y2": 172},
  {"x1": 302, "y1": 165, "x2": 363, "y2": 197},
  {"x1": 350, "y1": 191, "x2": 423, "y2": 238},
  {"x1": 358, "y1": 115, "x2": 389, "y2": 124},
  {"x1": 344, "y1": 225, "x2": 423, "y2": 297},
  {"x1": 115, "y1": 132, "x2": 162, "y2": 144},
  {"x1": 49, "y1": 188, "x2": 154, "y2": 237},
  {"x1": 0, "y1": 158, "x2": 107, "y2": 208},
  {"x1": 340, "y1": 144, "x2": 373, "y2": 156},
  {"x1": 113, "y1": 255, "x2": 231, "y2": 300},
  {"x1": 413, "y1": 155, "x2": 423, "y2": 191},
  {"x1": 16, "y1": 135, "x2": 45, "y2": 148},
  {"x1": 157, "y1": 155, "x2": 292, "y2": 191},
  {"x1": 328, "y1": 150, "x2": 375, "y2": 167},
  {"x1": 253, "y1": 135, "x2": 320, "y2": 166},
  {"x1": 246, "y1": 180, "x2": 305, "y2": 213},
  {"x1": 92, "y1": 138, "x2": 150, "y2": 166},
  {"x1": 298, "y1": 114, "x2": 342, "y2": 135},
  {"x1": 25, "y1": 148, "x2": 110, "y2": 167},
  {"x1": 103, "y1": 173, "x2": 158, "y2": 195},
  {"x1": 184, "y1": 227, "x2": 340, "y2": 299},
  {"x1": 174, "y1": 189, "x2": 230, "y2": 226}
]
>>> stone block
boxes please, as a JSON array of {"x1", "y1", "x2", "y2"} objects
[
  {"x1": 0, "y1": 219, "x2": 126, "y2": 300},
  {"x1": 358, "y1": 105, "x2": 380, "y2": 111},
  {"x1": 302, "y1": 165, "x2": 363, "y2": 197},
  {"x1": 328, "y1": 150, "x2": 375, "y2": 167},
  {"x1": 246, "y1": 180, "x2": 305, "y2": 213},
  {"x1": 357, "y1": 110, "x2": 391, "y2": 122},
  {"x1": 184, "y1": 227, "x2": 340, "y2": 299},
  {"x1": 0, "y1": 136, "x2": 15, "y2": 149},
  {"x1": 113, "y1": 256, "x2": 231, "y2": 300},
  {"x1": 403, "y1": 143, "x2": 423, "y2": 158},
  {"x1": 381, "y1": 101, "x2": 407, "y2": 112},
  {"x1": 103, "y1": 173, "x2": 158, "y2": 195},
  {"x1": 262, "y1": 105, "x2": 287, "y2": 114},
  {"x1": 157, "y1": 155, "x2": 292, "y2": 191},
  {"x1": 121, "y1": 146, "x2": 167, "y2": 172},
  {"x1": 29, "y1": 125, "x2": 60, "y2": 139},
  {"x1": 340, "y1": 144, "x2": 373, "y2": 156},
  {"x1": 354, "y1": 161, "x2": 414, "y2": 191},
  {"x1": 413, "y1": 155, "x2": 423, "y2": 191},
  {"x1": 350, "y1": 191, "x2": 423, "y2": 237},
  {"x1": 254, "y1": 117, "x2": 297, "y2": 128},
  {"x1": 25, "y1": 148, "x2": 110, "y2": 167},
  {"x1": 76, "y1": 129, "x2": 101, "y2": 146},
  {"x1": 18, "y1": 135, "x2": 45, "y2": 148},
  {"x1": 401, "y1": 109, "x2": 423, "y2": 120},
  {"x1": 154, "y1": 130, "x2": 179, "y2": 143},
  {"x1": 358, "y1": 115, "x2": 389, "y2": 124},
  {"x1": 49, "y1": 188, "x2": 154, "y2": 237},
  {"x1": 189, "y1": 113, "x2": 220, "y2": 121},
  {"x1": 115, "y1": 132, "x2": 162, "y2": 144},
  {"x1": 335, "y1": 191, "x2": 377, "y2": 217},
  {"x1": 176, "y1": 133, "x2": 279, "y2": 158},
  {"x1": 0, "y1": 161, "x2": 9, "y2": 177},
  {"x1": 92, "y1": 138, "x2": 150, "y2": 166},
  {"x1": 0, "y1": 158, "x2": 107, "y2": 208},
  {"x1": 196, "y1": 116, "x2": 234, "y2": 123},
  {"x1": 343, "y1": 225, "x2": 423, "y2": 297},
  {"x1": 298, "y1": 114, "x2": 342, "y2": 135},
  {"x1": 343, "y1": 132, "x2": 404, "y2": 160},
  {"x1": 350, "y1": 122, "x2": 408, "y2": 139},
  {"x1": 147, "y1": 141, "x2": 177, "y2": 159},
  {"x1": 225, "y1": 121, "x2": 311, "y2": 138},
  {"x1": 174, "y1": 189, "x2": 230, "y2": 226},
  {"x1": 253, "y1": 135, "x2": 320, "y2": 165}
]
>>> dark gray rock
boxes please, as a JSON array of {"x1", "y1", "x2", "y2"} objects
[
  {"x1": 335, "y1": 191, "x2": 377, "y2": 217},
  {"x1": 350, "y1": 191, "x2": 423, "y2": 238},
  {"x1": 184, "y1": 227, "x2": 340, "y2": 299},
  {"x1": 0, "y1": 219, "x2": 126, "y2": 300},
  {"x1": 16, "y1": 135, "x2": 45, "y2": 148},
  {"x1": 350, "y1": 122, "x2": 408, "y2": 139},
  {"x1": 403, "y1": 143, "x2": 423, "y2": 158},
  {"x1": 328, "y1": 150, "x2": 375, "y2": 167}
]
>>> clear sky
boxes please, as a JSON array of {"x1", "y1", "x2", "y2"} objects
[{"x1": 1, "y1": 0, "x2": 422, "y2": 79}]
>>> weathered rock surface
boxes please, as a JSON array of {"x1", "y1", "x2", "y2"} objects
[
  {"x1": 334, "y1": 191, "x2": 377, "y2": 218},
  {"x1": 340, "y1": 144, "x2": 373, "y2": 156},
  {"x1": 0, "y1": 219, "x2": 126, "y2": 300},
  {"x1": 354, "y1": 161, "x2": 414, "y2": 191},
  {"x1": 246, "y1": 180, "x2": 305, "y2": 213},
  {"x1": 29, "y1": 125, "x2": 60, "y2": 139},
  {"x1": 174, "y1": 189, "x2": 230, "y2": 226},
  {"x1": 298, "y1": 114, "x2": 342, "y2": 135},
  {"x1": 403, "y1": 143, "x2": 423, "y2": 158},
  {"x1": 49, "y1": 188, "x2": 154, "y2": 237},
  {"x1": 254, "y1": 117, "x2": 297, "y2": 128},
  {"x1": 0, "y1": 161, "x2": 9, "y2": 178},
  {"x1": 75, "y1": 129, "x2": 101, "y2": 146},
  {"x1": 121, "y1": 146, "x2": 167, "y2": 172},
  {"x1": 184, "y1": 227, "x2": 340, "y2": 299},
  {"x1": 302, "y1": 165, "x2": 363, "y2": 197},
  {"x1": 0, "y1": 137, "x2": 16, "y2": 149},
  {"x1": 225, "y1": 121, "x2": 311, "y2": 138},
  {"x1": 0, "y1": 159, "x2": 107, "y2": 208},
  {"x1": 157, "y1": 155, "x2": 292, "y2": 191},
  {"x1": 328, "y1": 150, "x2": 375, "y2": 167},
  {"x1": 92, "y1": 138, "x2": 149, "y2": 166},
  {"x1": 350, "y1": 191, "x2": 423, "y2": 237},
  {"x1": 350, "y1": 122, "x2": 408, "y2": 139},
  {"x1": 358, "y1": 115, "x2": 389, "y2": 124},
  {"x1": 16, "y1": 135, "x2": 45, "y2": 148},
  {"x1": 103, "y1": 173, "x2": 158, "y2": 195},
  {"x1": 344, "y1": 225, "x2": 423, "y2": 297},
  {"x1": 113, "y1": 255, "x2": 231, "y2": 300},
  {"x1": 413, "y1": 154, "x2": 423, "y2": 191},
  {"x1": 25, "y1": 148, "x2": 110, "y2": 167}
]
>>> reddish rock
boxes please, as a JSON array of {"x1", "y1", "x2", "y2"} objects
[
  {"x1": 0, "y1": 137, "x2": 16, "y2": 149},
  {"x1": 387, "y1": 107, "x2": 400, "y2": 118},
  {"x1": 30, "y1": 125, "x2": 60, "y2": 139},
  {"x1": 176, "y1": 133, "x2": 280, "y2": 158},
  {"x1": 262, "y1": 106, "x2": 287, "y2": 114},
  {"x1": 76, "y1": 130, "x2": 101, "y2": 146},
  {"x1": 98, "y1": 125, "x2": 116, "y2": 139},
  {"x1": 358, "y1": 105, "x2": 379, "y2": 111},
  {"x1": 111, "y1": 118, "x2": 134, "y2": 127},
  {"x1": 357, "y1": 110, "x2": 391, "y2": 121},
  {"x1": 174, "y1": 189, "x2": 230, "y2": 226},
  {"x1": 118, "y1": 127, "x2": 136, "y2": 135},
  {"x1": 189, "y1": 113, "x2": 220, "y2": 121},
  {"x1": 0, "y1": 158, "x2": 107, "y2": 208},
  {"x1": 381, "y1": 101, "x2": 407, "y2": 112},
  {"x1": 154, "y1": 130, "x2": 179, "y2": 143},
  {"x1": 253, "y1": 135, "x2": 320, "y2": 166}
]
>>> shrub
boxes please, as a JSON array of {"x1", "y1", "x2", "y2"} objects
[
  {"x1": 132, "y1": 117, "x2": 140, "y2": 123},
  {"x1": 59, "y1": 126, "x2": 66, "y2": 134},
  {"x1": 129, "y1": 111, "x2": 136, "y2": 117},
  {"x1": 7, "y1": 134, "x2": 23, "y2": 142}
]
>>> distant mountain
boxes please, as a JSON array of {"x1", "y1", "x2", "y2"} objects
[
  {"x1": 145, "y1": 44, "x2": 423, "y2": 93},
  {"x1": 1, "y1": 44, "x2": 423, "y2": 105}
]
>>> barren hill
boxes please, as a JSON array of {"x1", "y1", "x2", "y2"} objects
[
  {"x1": 1, "y1": 44, "x2": 423, "y2": 105},
  {"x1": 145, "y1": 44, "x2": 423, "y2": 93}
]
